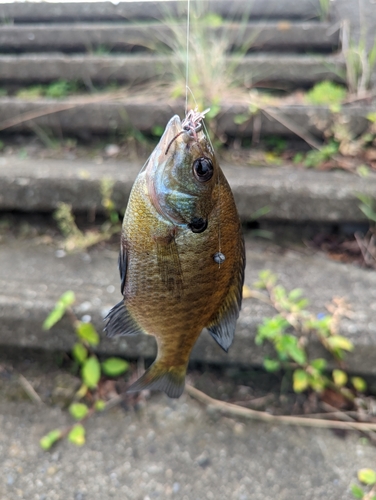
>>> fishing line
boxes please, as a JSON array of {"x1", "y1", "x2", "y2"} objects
[
  {"x1": 184, "y1": 1, "x2": 223, "y2": 267},
  {"x1": 185, "y1": 0, "x2": 190, "y2": 115},
  {"x1": 202, "y1": 119, "x2": 224, "y2": 268}
]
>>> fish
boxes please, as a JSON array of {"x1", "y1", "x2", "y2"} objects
[{"x1": 104, "y1": 109, "x2": 245, "y2": 398}]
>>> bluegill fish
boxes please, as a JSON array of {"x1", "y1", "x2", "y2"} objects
[{"x1": 105, "y1": 110, "x2": 245, "y2": 398}]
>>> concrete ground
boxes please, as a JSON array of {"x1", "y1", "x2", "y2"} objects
[{"x1": 0, "y1": 390, "x2": 375, "y2": 500}]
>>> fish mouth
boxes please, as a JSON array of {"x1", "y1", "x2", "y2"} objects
[{"x1": 162, "y1": 110, "x2": 208, "y2": 156}]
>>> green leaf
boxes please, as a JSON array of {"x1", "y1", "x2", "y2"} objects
[
  {"x1": 101, "y1": 357, "x2": 129, "y2": 377},
  {"x1": 257, "y1": 269, "x2": 277, "y2": 288},
  {"x1": 69, "y1": 403, "x2": 89, "y2": 420},
  {"x1": 332, "y1": 369, "x2": 348, "y2": 387},
  {"x1": 367, "y1": 112, "x2": 376, "y2": 123},
  {"x1": 309, "y1": 374, "x2": 327, "y2": 392},
  {"x1": 250, "y1": 206, "x2": 271, "y2": 221},
  {"x1": 82, "y1": 356, "x2": 101, "y2": 389},
  {"x1": 42, "y1": 291, "x2": 75, "y2": 330},
  {"x1": 368, "y1": 39, "x2": 376, "y2": 69},
  {"x1": 357, "y1": 165, "x2": 370, "y2": 178},
  {"x1": 95, "y1": 400, "x2": 106, "y2": 411},
  {"x1": 293, "y1": 369, "x2": 310, "y2": 393},
  {"x1": 310, "y1": 358, "x2": 327, "y2": 372},
  {"x1": 249, "y1": 103, "x2": 259, "y2": 114},
  {"x1": 294, "y1": 298, "x2": 309, "y2": 310},
  {"x1": 76, "y1": 322, "x2": 100, "y2": 346},
  {"x1": 42, "y1": 305, "x2": 65, "y2": 330},
  {"x1": 288, "y1": 289, "x2": 303, "y2": 302},
  {"x1": 39, "y1": 429, "x2": 62, "y2": 450},
  {"x1": 234, "y1": 114, "x2": 249, "y2": 125},
  {"x1": 75, "y1": 383, "x2": 88, "y2": 399},
  {"x1": 350, "y1": 484, "x2": 364, "y2": 499},
  {"x1": 276, "y1": 335, "x2": 307, "y2": 365},
  {"x1": 358, "y1": 468, "x2": 376, "y2": 486},
  {"x1": 256, "y1": 316, "x2": 288, "y2": 344},
  {"x1": 72, "y1": 343, "x2": 88, "y2": 364},
  {"x1": 60, "y1": 290, "x2": 76, "y2": 307},
  {"x1": 359, "y1": 203, "x2": 376, "y2": 223},
  {"x1": 326, "y1": 336, "x2": 354, "y2": 352},
  {"x1": 68, "y1": 424, "x2": 86, "y2": 446},
  {"x1": 263, "y1": 358, "x2": 281, "y2": 372},
  {"x1": 351, "y1": 377, "x2": 367, "y2": 393}
]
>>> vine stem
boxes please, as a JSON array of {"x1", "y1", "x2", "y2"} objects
[{"x1": 185, "y1": 384, "x2": 376, "y2": 432}]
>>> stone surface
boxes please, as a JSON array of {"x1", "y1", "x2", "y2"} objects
[
  {"x1": 0, "y1": 394, "x2": 375, "y2": 500},
  {"x1": 0, "y1": 53, "x2": 344, "y2": 85},
  {"x1": 0, "y1": 22, "x2": 339, "y2": 53},
  {"x1": 0, "y1": 0, "x2": 323, "y2": 23},
  {"x1": 0, "y1": 156, "x2": 375, "y2": 222},
  {"x1": 1, "y1": 236, "x2": 376, "y2": 374}
]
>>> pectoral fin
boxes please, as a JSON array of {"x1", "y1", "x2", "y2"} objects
[
  {"x1": 104, "y1": 301, "x2": 144, "y2": 338},
  {"x1": 206, "y1": 236, "x2": 245, "y2": 352}
]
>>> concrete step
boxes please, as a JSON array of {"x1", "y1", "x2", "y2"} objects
[
  {"x1": 0, "y1": 0, "x2": 324, "y2": 23},
  {"x1": 0, "y1": 53, "x2": 345, "y2": 86},
  {"x1": 0, "y1": 99, "x2": 373, "y2": 137},
  {"x1": 0, "y1": 21, "x2": 339, "y2": 53},
  {"x1": 1, "y1": 236, "x2": 376, "y2": 375},
  {"x1": 1, "y1": 156, "x2": 375, "y2": 222}
]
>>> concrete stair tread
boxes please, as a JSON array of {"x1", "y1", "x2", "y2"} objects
[
  {"x1": 1, "y1": 235, "x2": 376, "y2": 374},
  {"x1": 0, "y1": 0, "x2": 324, "y2": 23},
  {"x1": 0, "y1": 53, "x2": 344, "y2": 85},
  {"x1": 0, "y1": 21, "x2": 339, "y2": 53},
  {"x1": 0, "y1": 98, "x2": 374, "y2": 137},
  {"x1": 0, "y1": 155, "x2": 375, "y2": 222}
]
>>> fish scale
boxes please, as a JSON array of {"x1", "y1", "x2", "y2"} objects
[{"x1": 105, "y1": 112, "x2": 245, "y2": 398}]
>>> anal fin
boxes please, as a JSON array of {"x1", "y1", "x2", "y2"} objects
[{"x1": 104, "y1": 300, "x2": 144, "y2": 338}]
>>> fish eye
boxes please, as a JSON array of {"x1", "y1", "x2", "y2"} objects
[{"x1": 193, "y1": 157, "x2": 214, "y2": 182}]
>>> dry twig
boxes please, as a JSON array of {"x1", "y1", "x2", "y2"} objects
[
  {"x1": 18, "y1": 374, "x2": 44, "y2": 405},
  {"x1": 185, "y1": 384, "x2": 376, "y2": 432}
]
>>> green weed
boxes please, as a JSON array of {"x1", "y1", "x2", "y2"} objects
[
  {"x1": 165, "y1": 4, "x2": 253, "y2": 137},
  {"x1": 40, "y1": 291, "x2": 129, "y2": 449},
  {"x1": 304, "y1": 140, "x2": 339, "y2": 168},
  {"x1": 16, "y1": 81, "x2": 80, "y2": 100},
  {"x1": 251, "y1": 270, "x2": 365, "y2": 399},
  {"x1": 342, "y1": 21, "x2": 376, "y2": 96},
  {"x1": 305, "y1": 81, "x2": 346, "y2": 106},
  {"x1": 355, "y1": 194, "x2": 376, "y2": 268},
  {"x1": 319, "y1": 0, "x2": 331, "y2": 21},
  {"x1": 90, "y1": 44, "x2": 112, "y2": 56},
  {"x1": 54, "y1": 180, "x2": 121, "y2": 252},
  {"x1": 45, "y1": 80, "x2": 79, "y2": 99}
]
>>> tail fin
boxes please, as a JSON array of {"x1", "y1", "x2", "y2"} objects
[{"x1": 127, "y1": 361, "x2": 186, "y2": 398}]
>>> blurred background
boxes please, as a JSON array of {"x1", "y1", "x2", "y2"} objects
[{"x1": 1, "y1": 1, "x2": 376, "y2": 499}]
